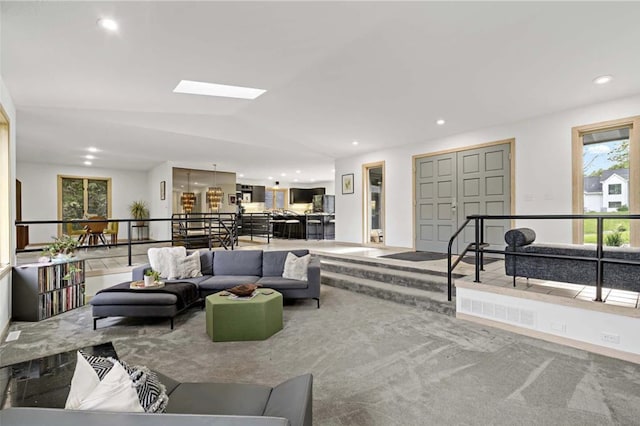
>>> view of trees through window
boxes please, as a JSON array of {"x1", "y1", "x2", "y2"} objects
[
  {"x1": 60, "y1": 176, "x2": 109, "y2": 232},
  {"x1": 582, "y1": 128, "x2": 630, "y2": 245}
]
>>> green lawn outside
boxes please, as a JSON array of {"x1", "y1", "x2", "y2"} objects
[{"x1": 583, "y1": 212, "x2": 630, "y2": 245}]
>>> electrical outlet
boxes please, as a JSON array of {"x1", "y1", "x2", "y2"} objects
[{"x1": 601, "y1": 333, "x2": 620, "y2": 344}]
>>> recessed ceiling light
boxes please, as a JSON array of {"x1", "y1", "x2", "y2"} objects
[
  {"x1": 436, "y1": 119, "x2": 446, "y2": 125},
  {"x1": 84, "y1": 161, "x2": 92, "y2": 166},
  {"x1": 331, "y1": 169, "x2": 335, "y2": 172},
  {"x1": 593, "y1": 75, "x2": 613, "y2": 85},
  {"x1": 88, "y1": 147, "x2": 98, "y2": 153},
  {"x1": 352, "y1": 141, "x2": 359, "y2": 146},
  {"x1": 310, "y1": 179, "x2": 316, "y2": 182},
  {"x1": 294, "y1": 179, "x2": 298, "y2": 182},
  {"x1": 173, "y1": 80, "x2": 266, "y2": 100},
  {"x1": 268, "y1": 176, "x2": 273, "y2": 180},
  {"x1": 97, "y1": 18, "x2": 118, "y2": 32},
  {"x1": 181, "y1": 185, "x2": 184, "y2": 188},
  {"x1": 280, "y1": 173, "x2": 286, "y2": 177},
  {"x1": 239, "y1": 173, "x2": 244, "y2": 178},
  {"x1": 194, "y1": 182, "x2": 199, "y2": 185},
  {"x1": 85, "y1": 155, "x2": 95, "y2": 160},
  {"x1": 295, "y1": 170, "x2": 301, "y2": 174}
]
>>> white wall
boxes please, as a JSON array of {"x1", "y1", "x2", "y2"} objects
[
  {"x1": 17, "y1": 162, "x2": 149, "y2": 244},
  {"x1": 336, "y1": 94, "x2": 640, "y2": 247},
  {"x1": 148, "y1": 162, "x2": 172, "y2": 241},
  {"x1": 457, "y1": 286, "x2": 640, "y2": 360}
]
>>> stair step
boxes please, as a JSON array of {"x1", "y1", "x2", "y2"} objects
[
  {"x1": 321, "y1": 259, "x2": 449, "y2": 293},
  {"x1": 321, "y1": 271, "x2": 455, "y2": 316},
  {"x1": 315, "y1": 252, "x2": 466, "y2": 279}
]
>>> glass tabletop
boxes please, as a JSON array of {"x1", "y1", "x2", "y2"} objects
[{"x1": 0, "y1": 342, "x2": 117, "y2": 409}]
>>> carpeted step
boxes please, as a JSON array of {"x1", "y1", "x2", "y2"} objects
[
  {"x1": 314, "y1": 252, "x2": 468, "y2": 278},
  {"x1": 321, "y1": 259, "x2": 449, "y2": 293},
  {"x1": 321, "y1": 271, "x2": 455, "y2": 316}
]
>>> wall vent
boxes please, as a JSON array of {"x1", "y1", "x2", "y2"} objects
[{"x1": 460, "y1": 297, "x2": 536, "y2": 328}]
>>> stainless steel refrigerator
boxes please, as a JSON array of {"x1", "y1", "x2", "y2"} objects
[{"x1": 313, "y1": 195, "x2": 335, "y2": 213}]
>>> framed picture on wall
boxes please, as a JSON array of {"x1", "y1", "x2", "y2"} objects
[
  {"x1": 342, "y1": 173, "x2": 354, "y2": 194},
  {"x1": 229, "y1": 194, "x2": 236, "y2": 205},
  {"x1": 160, "y1": 181, "x2": 166, "y2": 200}
]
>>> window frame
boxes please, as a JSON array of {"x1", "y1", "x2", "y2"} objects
[
  {"x1": 572, "y1": 116, "x2": 640, "y2": 245},
  {"x1": 265, "y1": 188, "x2": 288, "y2": 211},
  {"x1": 57, "y1": 175, "x2": 112, "y2": 236},
  {"x1": 0, "y1": 106, "x2": 10, "y2": 270},
  {"x1": 608, "y1": 183, "x2": 622, "y2": 195}
]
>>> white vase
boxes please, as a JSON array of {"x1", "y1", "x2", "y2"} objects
[{"x1": 144, "y1": 275, "x2": 154, "y2": 287}]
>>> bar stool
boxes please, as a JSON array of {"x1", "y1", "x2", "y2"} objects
[
  {"x1": 271, "y1": 219, "x2": 286, "y2": 238},
  {"x1": 325, "y1": 218, "x2": 336, "y2": 240},
  {"x1": 284, "y1": 219, "x2": 301, "y2": 239},
  {"x1": 306, "y1": 215, "x2": 323, "y2": 240}
]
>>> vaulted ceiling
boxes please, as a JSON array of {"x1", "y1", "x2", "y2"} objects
[{"x1": 3, "y1": 1, "x2": 640, "y2": 183}]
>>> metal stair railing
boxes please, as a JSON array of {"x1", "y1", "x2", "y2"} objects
[{"x1": 447, "y1": 213, "x2": 640, "y2": 303}]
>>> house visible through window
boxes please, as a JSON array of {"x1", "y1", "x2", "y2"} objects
[
  {"x1": 573, "y1": 117, "x2": 639, "y2": 246},
  {"x1": 58, "y1": 175, "x2": 112, "y2": 234},
  {"x1": 608, "y1": 183, "x2": 622, "y2": 195}
]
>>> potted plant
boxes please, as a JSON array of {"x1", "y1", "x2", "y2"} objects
[
  {"x1": 129, "y1": 200, "x2": 149, "y2": 226},
  {"x1": 43, "y1": 234, "x2": 79, "y2": 262},
  {"x1": 144, "y1": 269, "x2": 161, "y2": 287}
]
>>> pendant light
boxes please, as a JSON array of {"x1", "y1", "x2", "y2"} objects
[
  {"x1": 207, "y1": 164, "x2": 224, "y2": 211},
  {"x1": 181, "y1": 171, "x2": 196, "y2": 213}
]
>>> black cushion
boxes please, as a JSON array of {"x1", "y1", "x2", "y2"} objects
[{"x1": 504, "y1": 228, "x2": 536, "y2": 247}]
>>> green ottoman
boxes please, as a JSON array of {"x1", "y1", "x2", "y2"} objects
[{"x1": 206, "y1": 290, "x2": 283, "y2": 342}]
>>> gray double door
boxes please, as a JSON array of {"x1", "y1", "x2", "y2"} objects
[{"x1": 415, "y1": 143, "x2": 511, "y2": 253}]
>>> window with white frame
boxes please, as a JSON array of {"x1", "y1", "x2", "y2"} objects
[{"x1": 608, "y1": 183, "x2": 622, "y2": 195}]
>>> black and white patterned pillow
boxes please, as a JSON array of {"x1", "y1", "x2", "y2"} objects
[
  {"x1": 78, "y1": 350, "x2": 168, "y2": 413},
  {"x1": 119, "y1": 359, "x2": 169, "y2": 413}
]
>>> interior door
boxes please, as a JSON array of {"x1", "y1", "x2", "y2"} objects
[
  {"x1": 415, "y1": 153, "x2": 457, "y2": 252},
  {"x1": 457, "y1": 144, "x2": 511, "y2": 252},
  {"x1": 415, "y1": 143, "x2": 511, "y2": 253}
]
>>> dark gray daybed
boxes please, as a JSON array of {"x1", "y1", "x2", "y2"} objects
[{"x1": 505, "y1": 228, "x2": 640, "y2": 294}]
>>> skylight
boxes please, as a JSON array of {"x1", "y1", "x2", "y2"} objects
[{"x1": 173, "y1": 80, "x2": 266, "y2": 100}]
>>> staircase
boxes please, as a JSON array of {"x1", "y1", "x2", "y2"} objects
[{"x1": 318, "y1": 253, "x2": 463, "y2": 316}]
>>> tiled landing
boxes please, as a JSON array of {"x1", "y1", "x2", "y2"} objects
[{"x1": 459, "y1": 264, "x2": 640, "y2": 310}]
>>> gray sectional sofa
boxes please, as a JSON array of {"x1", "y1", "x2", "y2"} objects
[
  {"x1": 132, "y1": 249, "x2": 321, "y2": 307},
  {"x1": 91, "y1": 249, "x2": 320, "y2": 329},
  {"x1": 505, "y1": 228, "x2": 640, "y2": 292},
  {"x1": 0, "y1": 371, "x2": 313, "y2": 426}
]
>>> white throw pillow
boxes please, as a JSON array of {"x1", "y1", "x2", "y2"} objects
[
  {"x1": 65, "y1": 352, "x2": 143, "y2": 412},
  {"x1": 147, "y1": 247, "x2": 186, "y2": 279},
  {"x1": 282, "y1": 252, "x2": 311, "y2": 281},
  {"x1": 65, "y1": 351, "x2": 169, "y2": 413},
  {"x1": 169, "y1": 250, "x2": 202, "y2": 279}
]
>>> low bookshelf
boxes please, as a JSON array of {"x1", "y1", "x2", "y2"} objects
[{"x1": 12, "y1": 259, "x2": 86, "y2": 321}]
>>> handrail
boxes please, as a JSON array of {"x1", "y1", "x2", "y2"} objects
[
  {"x1": 447, "y1": 213, "x2": 640, "y2": 303},
  {"x1": 447, "y1": 218, "x2": 471, "y2": 301},
  {"x1": 15, "y1": 215, "x2": 239, "y2": 266}
]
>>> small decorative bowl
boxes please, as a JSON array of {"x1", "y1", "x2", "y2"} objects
[{"x1": 227, "y1": 284, "x2": 259, "y2": 297}]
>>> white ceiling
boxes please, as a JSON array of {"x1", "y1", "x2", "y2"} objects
[{"x1": 3, "y1": 1, "x2": 640, "y2": 183}]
